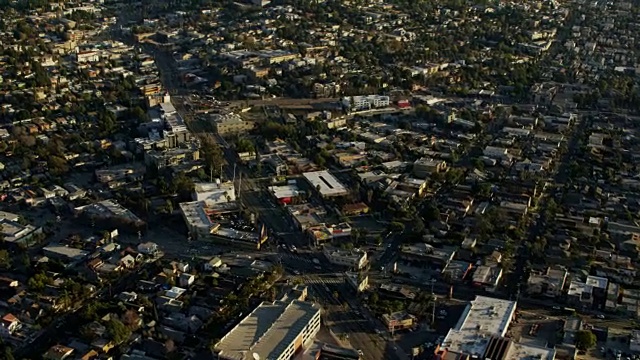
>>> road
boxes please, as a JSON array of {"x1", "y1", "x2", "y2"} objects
[
  {"x1": 507, "y1": 114, "x2": 591, "y2": 298},
  {"x1": 303, "y1": 273, "x2": 410, "y2": 360}
]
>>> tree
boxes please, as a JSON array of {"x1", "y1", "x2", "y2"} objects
[
  {"x1": 106, "y1": 319, "x2": 131, "y2": 344},
  {"x1": 575, "y1": 330, "x2": 596, "y2": 350},
  {"x1": 122, "y1": 310, "x2": 141, "y2": 331},
  {"x1": 0, "y1": 250, "x2": 11, "y2": 269}
]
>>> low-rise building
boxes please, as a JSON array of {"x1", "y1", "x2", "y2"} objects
[
  {"x1": 43, "y1": 245, "x2": 89, "y2": 264},
  {"x1": 345, "y1": 272, "x2": 368, "y2": 293},
  {"x1": 0, "y1": 211, "x2": 43, "y2": 246},
  {"x1": 413, "y1": 157, "x2": 447, "y2": 178},
  {"x1": 211, "y1": 113, "x2": 255, "y2": 136},
  {"x1": 323, "y1": 247, "x2": 367, "y2": 270},
  {"x1": 214, "y1": 300, "x2": 321, "y2": 360},
  {"x1": 382, "y1": 312, "x2": 416, "y2": 332},
  {"x1": 193, "y1": 181, "x2": 236, "y2": 207},
  {"x1": 303, "y1": 171, "x2": 349, "y2": 198},
  {"x1": 527, "y1": 267, "x2": 568, "y2": 298},
  {"x1": 399, "y1": 244, "x2": 455, "y2": 269}
]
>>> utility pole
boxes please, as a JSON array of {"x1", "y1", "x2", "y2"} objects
[
  {"x1": 430, "y1": 279, "x2": 437, "y2": 326},
  {"x1": 238, "y1": 172, "x2": 243, "y2": 203}
]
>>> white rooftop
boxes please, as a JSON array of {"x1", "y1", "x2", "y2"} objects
[
  {"x1": 216, "y1": 300, "x2": 321, "y2": 360},
  {"x1": 268, "y1": 185, "x2": 300, "y2": 199},
  {"x1": 441, "y1": 296, "x2": 517, "y2": 357},
  {"x1": 302, "y1": 170, "x2": 348, "y2": 197}
]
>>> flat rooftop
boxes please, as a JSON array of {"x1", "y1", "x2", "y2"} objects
[
  {"x1": 216, "y1": 300, "x2": 321, "y2": 360},
  {"x1": 441, "y1": 296, "x2": 517, "y2": 357},
  {"x1": 180, "y1": 201, "x2": 214, "y2": 230},
  {"x1": 302, "y1": 171, "x2": 348, "y2": 197},
  {"x1": 76, "y1": 200, "x2": 142, "y2": 223},
  {"x1": 269, "y1": 184, "x2": 300, "y2": 199}
]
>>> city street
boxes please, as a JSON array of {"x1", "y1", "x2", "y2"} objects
[{"x1": 303, "y1": 274, "x2": 411, "y2": 360}]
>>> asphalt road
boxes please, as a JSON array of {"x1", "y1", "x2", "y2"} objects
[
  {"x1": 507, "y1": 114, "x2": 591, "y2": 298},
  {"x1": 304, "y1": 274, "x2": 410, "y2": 360}
]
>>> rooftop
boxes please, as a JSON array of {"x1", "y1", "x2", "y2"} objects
[
  {"x1": 302, "y1": 170, "x2": 348, "y2": 197},
  {"x1": 215, "y1": 300, "x2": 321, "y2": 360},
  {"x1": 441, "y1": 296, "x2": 517, "y2": 357},
  {"x1": 76, "y1": 200, "x2": 142, "y2": 223}
]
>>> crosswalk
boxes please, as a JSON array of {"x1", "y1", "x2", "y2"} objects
[
  {"x1": 280, "y1": 253, "x2": 317, "y2": 266},
  {"x1": 302, "y1": 277, "x2": 345, "y2": 285}
]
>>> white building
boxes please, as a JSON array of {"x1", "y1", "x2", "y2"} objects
[
  {"x1": 440, "y1": 296, "x2": 517, "y2": 357},
  {"x1": 323, "y1": 247, "x2": 367, "y2": 270},
  {"x1": 437, "y1": 296, "x2": 556, "y2": 360},
  {"x1": 193, "y1": 181, "x2": 236, "y2": 207},
  {"x1": 343, "y1": 95, "x2": 391, "y2": 111},
  {"x1": 302, "y1": 171, "x2": 349, "y2": 198},
  {"x1": 215, "y1": 300, "x2": 321, "y2": 360}
]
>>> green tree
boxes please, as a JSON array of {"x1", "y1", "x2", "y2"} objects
[
  {"x1": 0, "y1": 250, "x2": 11, "y2": 269},
  {"x1": 106, "y1": 319, "x2": 131, "y2": 344},
  {"x1": 575, "y1": 330, "x2": 596, "y2": 350}
]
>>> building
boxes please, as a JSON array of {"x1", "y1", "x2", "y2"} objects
[
  {"x1": 180, "y1": 201, "x2": 267, "y2": 248},
  {"x1": 74, "y1": 200, "x2": 145, "y2": 232},
  {"x1": 0, "y1": 211, "x2": 43, "y2": 246},
  {"x1": 303, "y1": 171, "x2": 349, "y2": 198},
  {"x1": 382, "y1": 312, "x2": 416, "y2": 332},
  {"x1": 437, "y1": 296, "x2": 517, "y2": 358},
  {"x1": 307, "y1": 223, "x2": 352, "y2": 245},
  {"x1": 43, "y1": 345, "x2": 75, "y2": 360},
  {"x1": 399, "y1": 244, "x2": 455, "y2": 269},
  {"x1": 193, "y1": 181, "x2": 236, "y2": 207},
  {"x1": 345, "y1": 272, "x2": 368, "y2": 293},
  {"x1": 342, "y1": 95, "x2": 390, "y2": 112},
  {"x1": 212, "y1": 113, "x2": 255, "y2": 136},
  {"x1": 0, "y1": 313, "x2": 20, "y2": 338},
  {"x1": 42, "y1": 245, "x2": 89, "y2": 264},
  {"x1": 214, "y1": 300, "x2": 321, "y2": 360},
  {"x1": 527, "y1": 267, "x2": 568, "y2": 298},
  {"x1": 268, "y1": 184, "x2": 301, "y2": 205},
  {"x1": 436, "y1": 296, "x2": 555, "y2": 360},
  {"x1": 567, "y1": 275, "x2": 608, "y2": 307},
  {"x1": 413, "y1": 157, "x2": 448, "y2": 178},
  {"x1": 137, "y1": 242, "x2": 159, "y2": 255},
  {"x1": 323, "y1": 247, "x2": 367, "y2": 270},
  {"x1": 472, "y1": 265, "x2": 503, "y2": 288}
]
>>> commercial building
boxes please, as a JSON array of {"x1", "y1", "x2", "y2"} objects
[
  {"x1": 268, "y1": 184, "x2": 301, "y2": 205},
  {"x1": 193, "y1": 181, "x2": 237, "y2": 207},
  {"x1": 399, "y1": 244, "x2": 456, "y2": 269},
  {"x1": 342, "y1": 95, "x2": 390, "y2": 112},
  {"x1": 214, "y1": 300, "x2": 321, "y2": 360},
  {"x1": 438, "y1": 296, "x2": 517, "y2": 358},
  {"x1": 323, "y1": 246, "x2": 367, "y2": 270},
  {"x1": 0, "y1": 211, "x2": 43, "y2": 246},
  {"x1": 180, "y1": 201, "x2": 267, "y2": 248},
  {"x1": 307, "y1": 223, "x2": 352, "y2": 245},
  {"x1": 43, "y1": 245, "x2": 89, "y2": 264},
  {"x1": 345, "y1": 271, "x2": 368, "y2": 293},
  {"x1": 287, "y1": 204, "x2": 326, "y2": 231},
  {"x1": 303, "y1": 171, "x2": 349, "y2": 198},
  {"x1": 382, "y1": 312, "x2": 416, "y2": 332},
  {"x1": 436, "y1": 296, "x2": 556, "y2": 360},
  {"x1": 212, "y1": 113, "x2": 255, "y2": 136},
  {"x1": 74, "y1": 200, "x2": 145, "y2": 232}
]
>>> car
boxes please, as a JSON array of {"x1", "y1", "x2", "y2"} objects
[
  {"x1": 596, "y1": 314, "x2": 605, "y2": 319},
  {"x1": 293, "y1": 270, "x2": 300, "y2": 275}
]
